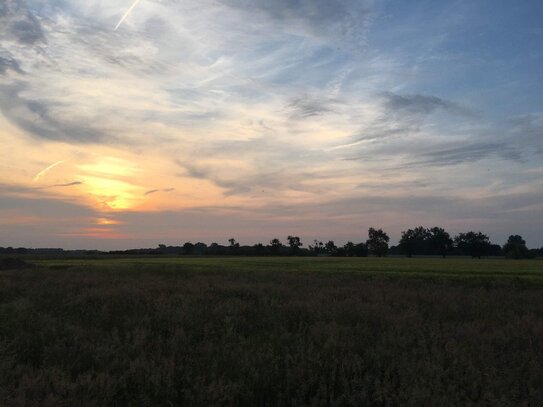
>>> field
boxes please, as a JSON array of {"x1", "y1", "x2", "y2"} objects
[{"x1": 1, "y1": 257, "x2": 542, "y2": 406}]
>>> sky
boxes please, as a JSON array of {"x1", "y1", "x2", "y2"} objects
[{"x1": 0, "y1": 0, "x2": 542, "y2": 250}]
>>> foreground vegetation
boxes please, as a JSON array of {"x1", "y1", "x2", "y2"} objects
[{"x1": 1, "y1": 257, "x2": 542, "y2": 405}]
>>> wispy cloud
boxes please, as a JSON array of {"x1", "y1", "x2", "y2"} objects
[
  {"x1": 0, "y1": 55, "x2": 23, "y2": 75},
  {"x1": 398, "y1": 143, "x2": 523, "y2": 169},
  {"x1": 0, "y1": 0, "x2": 45, "y2": 45},
  {"x1": 0, "y1": 84, "x2": 111, "y2": 143},
  {"x1": 286, "y1": 95, "x2": 339, "y2": 119},
  {"x1": 144, "y1": 188, "x2": 174, "y2": 196},
  {"x1": 1, "y1": 0, "x2": 542, "y2": 248},
  {"x1": 381, "y1": 92, "x2": 477, "y2": 118},
  {"x1": 51, "y1": 181, "x2": 83, "y2": 188}
]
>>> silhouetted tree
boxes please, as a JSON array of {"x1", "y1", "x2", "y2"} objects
[
  {"x1": 182, "y1": 242, "x2": 194, "y2": 255},
  {"x1": 309, "y1": 240, "x2": 324, "y2": 255},
  {"x1": 287, "y1": 236, "x2": 302, "y2": 255},
  {"x1": 503, "y1": 235, "x2": 531, "y2": 259},
  {"x1": 454, "y1": 231, "x2": 491, "y2": 258},
  {"x1": 228, "y1": 238, "x2": 240, "y2": 254},
  {"x1": 253, "y1": 243, "x2": 266, "y2": 256},
  {"x1": 366, "y1": 227, "x2": 389, "y2": 257},
  {"x1": 269, "y1": 238, "x2": 283, "y2": 255},
  {"x1": 354, "y1": 243, "x2": 368, "y2": 257},
  {"x1": 325, "y1": 240, "x2": 338, "y2": 256},
  {"x1": 193, "y1": 242, "x2": 208, "y2": 255},
  {"x1": 343, "y1": 242, "x2": 355, "y2": 257},
  {"x1": 428, "y1": 227, "x2": 453, "y2": 258},
  {"x1": 399, "y1": 226, "x2": 430, "y2": 257}
]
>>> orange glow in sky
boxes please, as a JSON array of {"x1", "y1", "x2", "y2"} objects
[{"x1": 1, "y1": 0, "x2": 542, "y2": 249}]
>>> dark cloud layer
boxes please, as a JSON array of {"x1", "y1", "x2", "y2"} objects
[
  {"x1": 286, "y1": 95, "x2": 338, "y2": 119},
  {"x1": 0, "y1": 84, "x2": 109, "y2": 143},
  {"x1": 346, "y1": 92, "x2": 477, "y2": 144},
  {"x1": 382, "y1": 92, "x2": 476, "y2": 118},
  {"x1": 181, "y1": 160, "x2": 311, "y2": 197},
  {"x1": 219, "y1": 0, "x2": 371, "y2": 43},
  {"x1": 508, "y1": 114, "x2": 543, "y2": 147},
  {"x1": 51, "y1": 181, "x2": 83, "y2": 188},
  {"x1": 0, "y1": 0, "x2": 45, "y2": 45},
  {"x1": 0, "y1": 55, "x2": 23, "y2": 75},
  {"x1": 401, "y1": 143, "x2": 523, "y2": 168},
  {"x1": 0, "y1": 186, "x2": 94, "y2": 218},
  {"x1": 144, "y1": 188, "x2": 174, "y2": 196}
]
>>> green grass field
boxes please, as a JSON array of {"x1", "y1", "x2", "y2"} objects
[
  {"x1": 29, "y1": 256, "x2": 543, "y2": 280},
  {"x1": 1, "y1": 257, "x2": 542, "y2": 405}
]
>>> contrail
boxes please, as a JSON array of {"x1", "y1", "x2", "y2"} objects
[
  {"x1": 114, "y1": 0, "x2": 143, "y2": 31},
  {"x1": 33, "y1": 161, "x2": 64, "y2": 182}
]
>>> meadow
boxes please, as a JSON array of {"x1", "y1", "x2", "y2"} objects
[{"x1": 1, "y1": 257, "x2": 542, "y2": 406}]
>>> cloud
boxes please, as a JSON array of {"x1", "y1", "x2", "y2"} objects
[
  {"x1": 0, "y1": 84, "x2": 109, "y2": 143},
  {"x1": 0, "y1": 0, "x2": 542, "y2": 249},
  {"x1": 0, "y1": 184, "x2": 94, "y2": 217},
  {"x1": 0, "y1": 54, "x2": 24, "y2": 75},
  {"x1": 382, "y1": 92, "x2": 476, "y2": 118},
  {"x1": 336, "y1": 92, "x2": 478, "y2": 147},
  {"x1": 33, "y1": 181, "x2": 83, "y2": 190},
  {"x1": 218, "y1": 0, "x2": 372, "y2": 44},
  {"x1": 507, "y1": 113, "x2": 543, "y2": 147},
  {"x1": 181, "y1": 160, "x2": 311, "y2": 197},
  {"x1": 0, "y1": 0, "x2": 45, "y2": 45},
  {"x1": 286, "y1": 95, "x2": 338, "y2": 119},
  {"x1": 144, "y1": 188, "x2": 174, "y2": 196},
  {"x1": 399, "y1": 142, "x2": 523, "y2": 168},
  {"x1": 51, "y1": 181, "x2": 83, "y2": 188}
]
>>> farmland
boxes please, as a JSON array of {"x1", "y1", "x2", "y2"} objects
[{"x1": 1, "y1": 257, "x2": 542, "y2": 405}]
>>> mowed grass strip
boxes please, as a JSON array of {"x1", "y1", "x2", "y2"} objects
[{"x1": 1, "y1": 259, "x2": 543, "y2": 405}]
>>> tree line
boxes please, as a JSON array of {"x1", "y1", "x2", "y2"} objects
[
  {"x1": 153, "y1": 227, "x2": 539, "y2": 259},
  {"x1": 1, "y1": 227, "x2": 540, "y2": 259}
]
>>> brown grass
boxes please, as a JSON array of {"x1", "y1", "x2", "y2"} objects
[{"x1": 1, "y1": 263, "x2": 542, "y2": 406}]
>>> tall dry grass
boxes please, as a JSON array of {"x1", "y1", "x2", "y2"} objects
[{"x1": 1, "y1": 265, "x2": 542, "y2": 405}]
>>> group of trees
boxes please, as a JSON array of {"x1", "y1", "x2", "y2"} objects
[
  {"x1": 152, "y1": 227, "x2": 538, "y2": 259},
  {"x1": 1, "y1": 229, "x2": 540, "y2": 259},
  {"x1": 397, "y1": 227, "x2": 535, "y2": 259}
]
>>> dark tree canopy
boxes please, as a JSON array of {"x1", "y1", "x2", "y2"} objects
[
  {"x1": 182, "y1": 241, "x2": 194, "y2": 255},
  {"x1": 454, "y1": 232, "x2": 491, "y2": 258},
  {"x1": 287, "y1": 236, "x2": 302, "y2": 254},
  {"x1": 366, "y1": 228, "x2": 389, "y2": 257},
  {"x1": 228, "y1": 238, "x2": 240, "y2": 254},
  {"x1": 399, "y1": 226, "x2": 430, "y2": 257},
  {"x1": 343, "y1": 242, "x2": 355, "y2": 257},
  {"x1": 325, "y1": 241, "x2": 338, "y2": 256},
  {"x1": 428, "y1": 227, "x2": 454, "y2": 258},
  {"x1": 503, "y1": 235, "x2": 531, "y2": 259},
  {"x1": 309, "y1": 240, "x2": 325, "y2": 255},
  {"x1": 269, "y1": 238, "x2": 283, "y2": 255}
]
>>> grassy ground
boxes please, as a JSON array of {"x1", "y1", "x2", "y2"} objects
[
  {"x1": 30, "y1": 256, "x2": 543, "y2": 281},
  {"x1": 1, "y1": 257, "x2": 542, "y2": 405}
]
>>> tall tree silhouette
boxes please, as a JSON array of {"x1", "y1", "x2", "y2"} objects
[
  {"x1": 428, "y1": 227, "x2": 453, "y2": 258},
  {"x1": 454, "y1": 232, "x2": 491, "y2": 258},
  {"x1": 287, "y1": 236, "x2": 302, "y2": 255},
  {"x1": 366, "y1": 228, "x2": 389, "y2": 257},
  {"x1": 503, "y1": 235, "x2": 530, "y2": 259}
]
